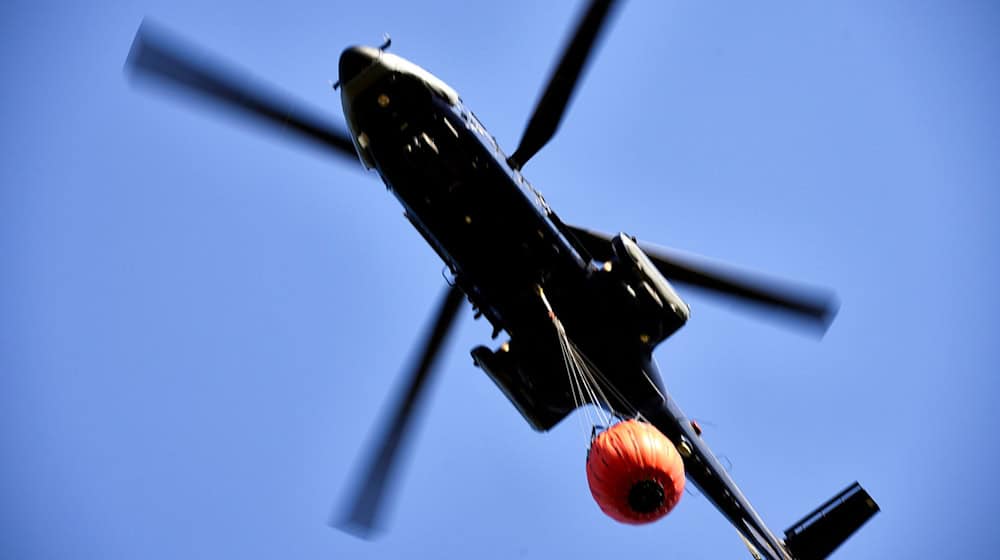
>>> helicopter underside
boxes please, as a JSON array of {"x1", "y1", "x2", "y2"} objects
[
  {"x1": 344, "y1": 71, "x2": 691, "y2": 429},
  {"x1": 126, "y1": 3, "x2": 877, "y2": 554}
]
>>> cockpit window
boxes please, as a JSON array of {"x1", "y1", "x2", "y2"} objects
[{"x1": 382, "y1": 52, "x2": 459, "y2": 106}]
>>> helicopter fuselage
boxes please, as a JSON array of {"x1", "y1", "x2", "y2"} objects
[
  {"x1": 338, "y1": 46, "x2": 792, "y2": 559},
  {"x1": 340, "y1": 47, "x2": 682, "y2": 427}
]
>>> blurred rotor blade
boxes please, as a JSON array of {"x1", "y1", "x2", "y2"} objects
[
  {"x1": 126, "y1": 20, "x2": 359, "y2": 162},
  {"x1": 507, "y1": 0, "x2": 619, "y2": 171},
  {"x1": 566, "y1": 226, "x2": 839, "y2": 334},
  {"x1": 337, "y1": 285, "x2": 465, "y2": 537},
  {"x1": 638, "y1": 243, "x2": 839, "y2": 332}
]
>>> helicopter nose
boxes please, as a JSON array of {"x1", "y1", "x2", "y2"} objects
[{"x1": 339, "y1": 46, "x2": 379, "y2": 85}]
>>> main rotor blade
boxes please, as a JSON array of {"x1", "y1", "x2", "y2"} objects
[
  {"x1": 126, "y1": 20, "x2": 358, "y2": 162},
  {"x1": 507, "y1": 0, "x2": 619, "y2": 171},
  {"x1": 337, "y1": 285, "x2": 465, "y2": 537},
  {"x1": 567, "y1": 226, "x2": 839, "y2": 333}
]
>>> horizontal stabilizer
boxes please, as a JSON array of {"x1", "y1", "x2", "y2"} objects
[{"x1": 784, "y1": 482, "x2": 879, "y2": 560}]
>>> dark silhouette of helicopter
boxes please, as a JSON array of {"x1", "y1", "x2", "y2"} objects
[{"x1": 126, "y1": 1, "x2": 878, "y2": 558}]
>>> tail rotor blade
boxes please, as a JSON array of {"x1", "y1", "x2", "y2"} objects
[
  {"x1": 126, "y1": 20, "x2": 359, "y2": 162},
  {"x1": 507, "y1": 0, "x2": 620, "y2": 171},
  {"x1": 336, "y1": 286, "x2": 465, "y2": 537}
]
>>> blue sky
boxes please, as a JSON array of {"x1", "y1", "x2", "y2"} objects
[{"x1": 3, "y1": 1, "x2": 999, "y2": 558}]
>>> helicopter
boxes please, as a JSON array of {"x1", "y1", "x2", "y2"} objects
[{"x1": 126, "y1": 1, "x2": 879, "y2": 558}]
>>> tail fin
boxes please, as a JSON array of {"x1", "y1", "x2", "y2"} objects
[{"x1": 784, "y1": 482, "x2": 880, "y2": 560}]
